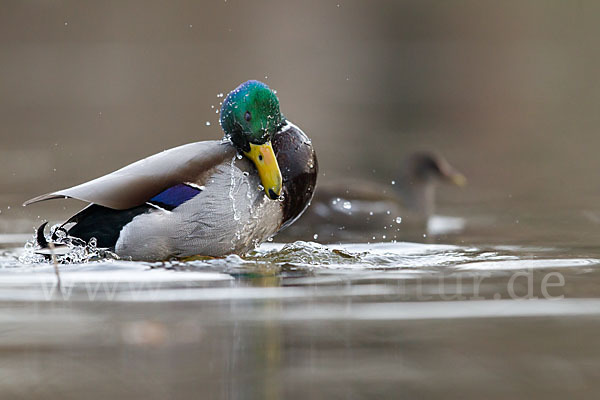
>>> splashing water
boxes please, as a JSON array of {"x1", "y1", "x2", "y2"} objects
[
  {"x1": 229, "y1": 156, "x2": 241, "y2": 222},
  {"x1": 250, "y1": 241, "x2": 363, "y2": 266},
  {"x1": 18, "y1": 228, "x2": 118, "y2": 265}
]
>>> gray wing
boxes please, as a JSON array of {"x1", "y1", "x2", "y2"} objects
[{"x1": 24, "y1": 141, "x2": 237, "y2": 210}]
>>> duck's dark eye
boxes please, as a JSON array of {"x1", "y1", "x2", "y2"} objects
[
  {"x1": 244, "y1": 111, "x2": 252, "y2": 122},
  {"x1": 258, "y1": 154, "x2": 263, "y2": 161}
]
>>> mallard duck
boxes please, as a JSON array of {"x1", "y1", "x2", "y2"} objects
[
  {"x1": 25, "y1": 80, "x2": 318, "y2": 260},
  {"x1": 280, "y1": 152, "x2": 465, "y2": 241}
]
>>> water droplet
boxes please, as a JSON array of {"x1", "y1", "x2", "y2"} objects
[
  {"x1": 211, "y1": 105, "x2": 214, "y2": 109},
  {"x1": 391, "y1": 180, "x2": 396, "y2": 185},
  {"x1": 217, "y1": 93, "x2": 224, "y2": 97},
  {"x1": 229, "y1": 157, "x2": 241, "y2": 221},
  {"x1": 423, "y1": 234, "x2": 427, "y2": 238},
  {"x1": 267, "y1": 237, "x2": 273, "y2": 242},
  {"x1": 313, "y1": 234, "x2": 319, "y2": 240},
  {"x1": 386, "y1": 210, "x2": 391, "y2": 215},
  {"x1": 189, "y1": 24, "x2": 193, "y2": 28},
  {"x1": 64, "y1": 21, "x2": 68, "y2": 26},
  {"x1": 395, "y1": 217, "x2": 402, "y2": 224},
  {"x1": 205, "y1": 121, "x2": 211, "y2": 126},
  {"x1": 369, "y1": 211, "x2": 374, "y2": 216},
  {"x1": 342, "y1": 201, "x2": 351, "y2": 210},
  {"x1": 382, "y1": 235, "x2": 386, "y2": 239},
  {"x1": 236, "y1": 153, "x2": 243, "y2": 159}
]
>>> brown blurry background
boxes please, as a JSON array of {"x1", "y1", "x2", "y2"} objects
[
  {"x1": 4, "y1": 4, "x2": 600, "y2": 399},
  {"x1": 2, "y1": 0, "x2": 600, "y2": 234}
]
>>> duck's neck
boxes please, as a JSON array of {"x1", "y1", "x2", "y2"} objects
[
  {"x1": 396, "y1": 178, "x2": 435, "y2": 218},
  {"x1": 272, "y1": 121, "x2": 318, "y2": 230}
]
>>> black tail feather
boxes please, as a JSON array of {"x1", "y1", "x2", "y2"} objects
[
  {"x1": 34, "y1": 221, "x2": 72, "y2": 260},
  {"x1": 51, "y1": 225, "x2": 68, "y2": 241},
  {"x1": 36, "y1": 222, "x2": 49, "y2": 248},
  {"x1": 35, "y1": 204, "x2": 153, "y2": 251},
  {"x1": 66, "y1": 204, "x2": 153, "y2": 248}
]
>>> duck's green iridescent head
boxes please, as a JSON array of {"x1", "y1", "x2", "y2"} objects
[
  {"x1": 220, "y1": 80, "x2": 283, "y2": 149},
  {"x1": 220, "y1": 80, "x2": 284, "y2": 200}
]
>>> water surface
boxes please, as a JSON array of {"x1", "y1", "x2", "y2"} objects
[{"x1": 1, "y1": 211, "x2": 600, "y2": 400}]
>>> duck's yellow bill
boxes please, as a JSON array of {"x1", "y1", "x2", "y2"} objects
[
  {"x1": 450, "y1": 173, "x2": 467, "y2": 187},
  {"x1": 245, "y1": 141, "x2": 282, "y2": 200}
]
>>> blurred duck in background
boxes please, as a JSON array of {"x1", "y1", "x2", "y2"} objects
[{"x1": 281, "y1": 152, "x2": 466, "y2": 242}]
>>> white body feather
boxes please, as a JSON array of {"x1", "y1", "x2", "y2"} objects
[{"x1": 115, "y1": 156, "x2": 283, "y2": 260}]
